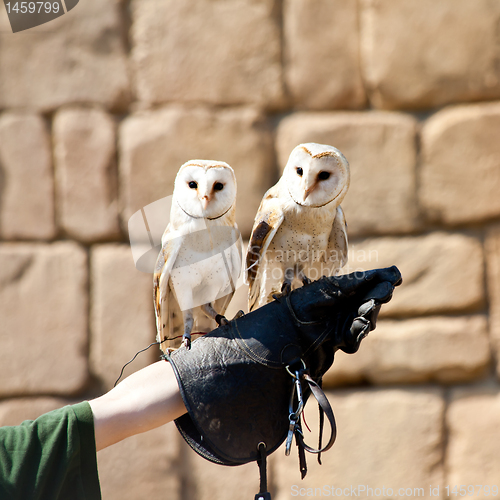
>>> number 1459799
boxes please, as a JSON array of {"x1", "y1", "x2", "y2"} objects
[
  {"x1": 5, "y1": 2, "x2": 61, "y2": 14},
  {"x1": 445, "y1": 485, "x2": 498, "y2": 496}
]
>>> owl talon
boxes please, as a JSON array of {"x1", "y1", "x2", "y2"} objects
[
  {"x1": 302, "y1": 275, "x2": 312, "y2": 286},
  {"x1": 183, "y1": 335, "x2": 191, "y2": 349},
  {"x1": 281, "y1": 282, "x2": 292, "y2": 296},
  {"x1": 272, "y1": 282, "x2": 292, "y2": 302},
  {"x1": 215, "y1": 314, "x2": 229, "y2": 326},
  {"x1": 232, "y1": 310, "x2": 245, "y2": 321}
]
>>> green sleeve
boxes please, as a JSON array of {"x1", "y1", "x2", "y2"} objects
[{"x1": 0, "y1": 401, "x2": 101, "y2": 500}]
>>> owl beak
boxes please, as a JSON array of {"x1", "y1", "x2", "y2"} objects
[
  {"x1": 200, "y1": 195, "x2": 211, "y2": 210},
  {"x1": 303, "y1": 184, "x2": 316, "y2": 201}
]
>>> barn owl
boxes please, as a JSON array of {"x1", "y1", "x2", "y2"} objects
[
  {"x1": 154, "y1": 160, "x2": 242, "y2": 350},
  {"x1": 245, "y1": 143, "x2": 350, "y2": 312}
]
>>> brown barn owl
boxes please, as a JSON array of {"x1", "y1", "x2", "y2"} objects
[{"x1": 245, "y1": 143, "x2": 350, "y2": 311}]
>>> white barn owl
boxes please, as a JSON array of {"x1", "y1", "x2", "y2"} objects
[
  {"x1": 245, "y1": 143, "x2": 350, "y2": 312},
  {"x1": 154, "y1": 160, "x2": 242, "y2": 350}
]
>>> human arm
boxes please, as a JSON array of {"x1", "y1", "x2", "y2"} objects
[{"x1": 88, "y1": 360, "x2": 186, "y2": 451}]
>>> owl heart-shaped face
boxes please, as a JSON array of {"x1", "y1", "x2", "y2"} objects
[
  {"x1": 174, "y1": 160, "x2": 237, "y2": 219},
  {"x1": 285, "y1": 143, "x2": 350, "y2": 208}
]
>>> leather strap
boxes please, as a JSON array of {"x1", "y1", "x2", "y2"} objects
[
  {"x1": 255, "y1": 443, "x2": 272, "y2": 500},
  {"x1": 317, "y1": 378, "x2": 325, "y2": 465},
  {"x1": 296, "y1": 431, "x2": 308, "y2": 479},
  {"x1": 297, "y1": 373, "x2": 337, "y2": 454}
]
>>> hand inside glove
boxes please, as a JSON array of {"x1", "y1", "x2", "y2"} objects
[{"x1": 287, "y1": 265, "x2": 402, "y2": 353}]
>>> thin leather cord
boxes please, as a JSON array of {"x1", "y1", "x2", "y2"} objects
[{"x1": 285, "y1": 294, "x2": 322, "y2": 326}]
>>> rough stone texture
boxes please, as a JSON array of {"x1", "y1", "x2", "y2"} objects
[
  {"x1": 420, "y1": 103, "x2": 500, "y2": 226},
  {"x1": 0, "y1": 397, "x2": 71, "y2": 426},
  {"x1": 183, "y1": 440, "x2": 264, "y2": 500},
  {"x1": 346, "y1": 232, "x2": 485, "y2": 317},
  {"x1": 283, "y1": 0, "x2": 365, "y2": 110},
  {"x1": 273, "y1": 388, "x2": 444, "y2": 499},
  {"x1": 131, "y1": 0, "x2": 284, "y2": 110},
  {"x1": 0, "y1": 242, "x2": 88, "y2": 396},
  {"x1": 486, "y1": 226, "x2": 500, "y2": 378},
  {"x1": 90, "y1": 245, "x2": 156, "y2": 391},
  {"x1": 447, "y1": 388, "x2": 500, "y2": 492},
  {"x1": 0, "y1": 112, "x2": 55, "y2": 240},
  {"x1": 225, "y1": 278, "x2": 249, "y2": 319},
  {"x1": 119, "y1": 106, "x2": 276, "y2": 239},
  {"x1": 276, "y1": 112, "x2": 419, "y2": 236},
  {"x1": 322, "y1": 340, "x2": 372, "y2": 387},
  {"x1": 360, "y1": 0, "x2": 500, "y2": 110},
  {"x1": 324, "y1": 316, "x2": 491, "y2": 387},
  {"x1": 97, "y1": 422, "x2": 181, "y2": 500},
  {"x1": 54, "y1": 108, "x2": 120, "y2": 242},
  {"x1": 0, "y1": 0, "x2": 130, "y2": 112}
]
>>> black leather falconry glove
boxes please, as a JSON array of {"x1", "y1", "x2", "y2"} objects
[
  {"x1": 166, "y1": 266, "x2": 402, "y2": 499},
  {"x1": 286, "y1": 265, "x2": 401, "y2": 355}
]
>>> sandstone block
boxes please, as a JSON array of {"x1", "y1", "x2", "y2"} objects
[
  {"x1": 98, "y1": 422, "x2": 181, "y2": 500},
  {"x1": 131, "y1": 0, "x2": 284, "y2": 110},
  {"x1": 182, "y1": 439, "x2": 264, "y2": 500},
  {"x1": 225, "y1": 279, "x2": 249, "y2": 320},
  {"x1": 486, "y1": 226, "x2": 500, "y2": 378},
  {"x1": 360, "y1": 0, "x2": 500, "y2": 109},
  {"x1": 276, "y1": 112, "x2": 419, "y2": 236},
  {"x1": 223, "y1": 240, "x2": 249, "y2": 320},
  {"x1": 0, "y1": 242, "x2": 88, "y2": 396},
  {"x1": 324, "y1": 316, "x2": 491, "y2": 387},
  {"x1": 0, "y1": 112, "x2": 55, "y2": 239},
  {"x1": 284, "y1": 0, "x2": 365, "y2": 110},
  {"x1": 322, "y1": 343, "x2": 372, "y2": 387},
  {"x1": 0, "y1": 0, "x2": 130, "y2": 111},
  {"x1": 447, "y1": 388, "x2": 500, "y2": 493},
  {"x1": 90, "y1": 244, "x2": 156, "y2": 391},
  {"x1": 420, "y1": 103, "x2": 500, "y2": 225},
  {"x1": 54, "y1": 108, "x2": 120, "y2": 242},
  {"x1": 272, "y1": 388, "x2": 444, "y2": 499},
  {"x1": 346, "y1": 232, "x2": 485, "y2": 317},
  {"x1": 0, "y1": 397, "x2": 71, "y2": 426},
  {"x1": 119, "y1": 106, "x2": 275, "y2": 239}
]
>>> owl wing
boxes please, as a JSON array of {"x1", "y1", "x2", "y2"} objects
[
  {"x1": 327, "y1": 205, "x2": 348, "y2": 270},
  {"x1": 245, "y1": 185, "x2": 284, "y2": 312},
  {"x1": 153, "y1": 226, "x2": 183, "y2": 348}
]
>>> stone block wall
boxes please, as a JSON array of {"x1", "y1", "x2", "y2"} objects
[{"x1": 1, "y1": 1, "x2": 500, "y2": 498}]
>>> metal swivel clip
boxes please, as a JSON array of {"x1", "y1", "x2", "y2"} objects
[{"x1": 285, "y1": 359, "x2": 307, "y2": 456}]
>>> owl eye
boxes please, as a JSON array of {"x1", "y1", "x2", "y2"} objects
[
  {"x1": 188, "y1": 181, "x2": 198, "y2": 189},
  {"x1": 318, "y1": 171, "x2": 330, "y2": 181},
  {"x1": 296, "y1": 167, "x2": 303, "y2": 177},
  {"x1": 213, "y1": 182, "x2": 224, "y2": 191}
]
